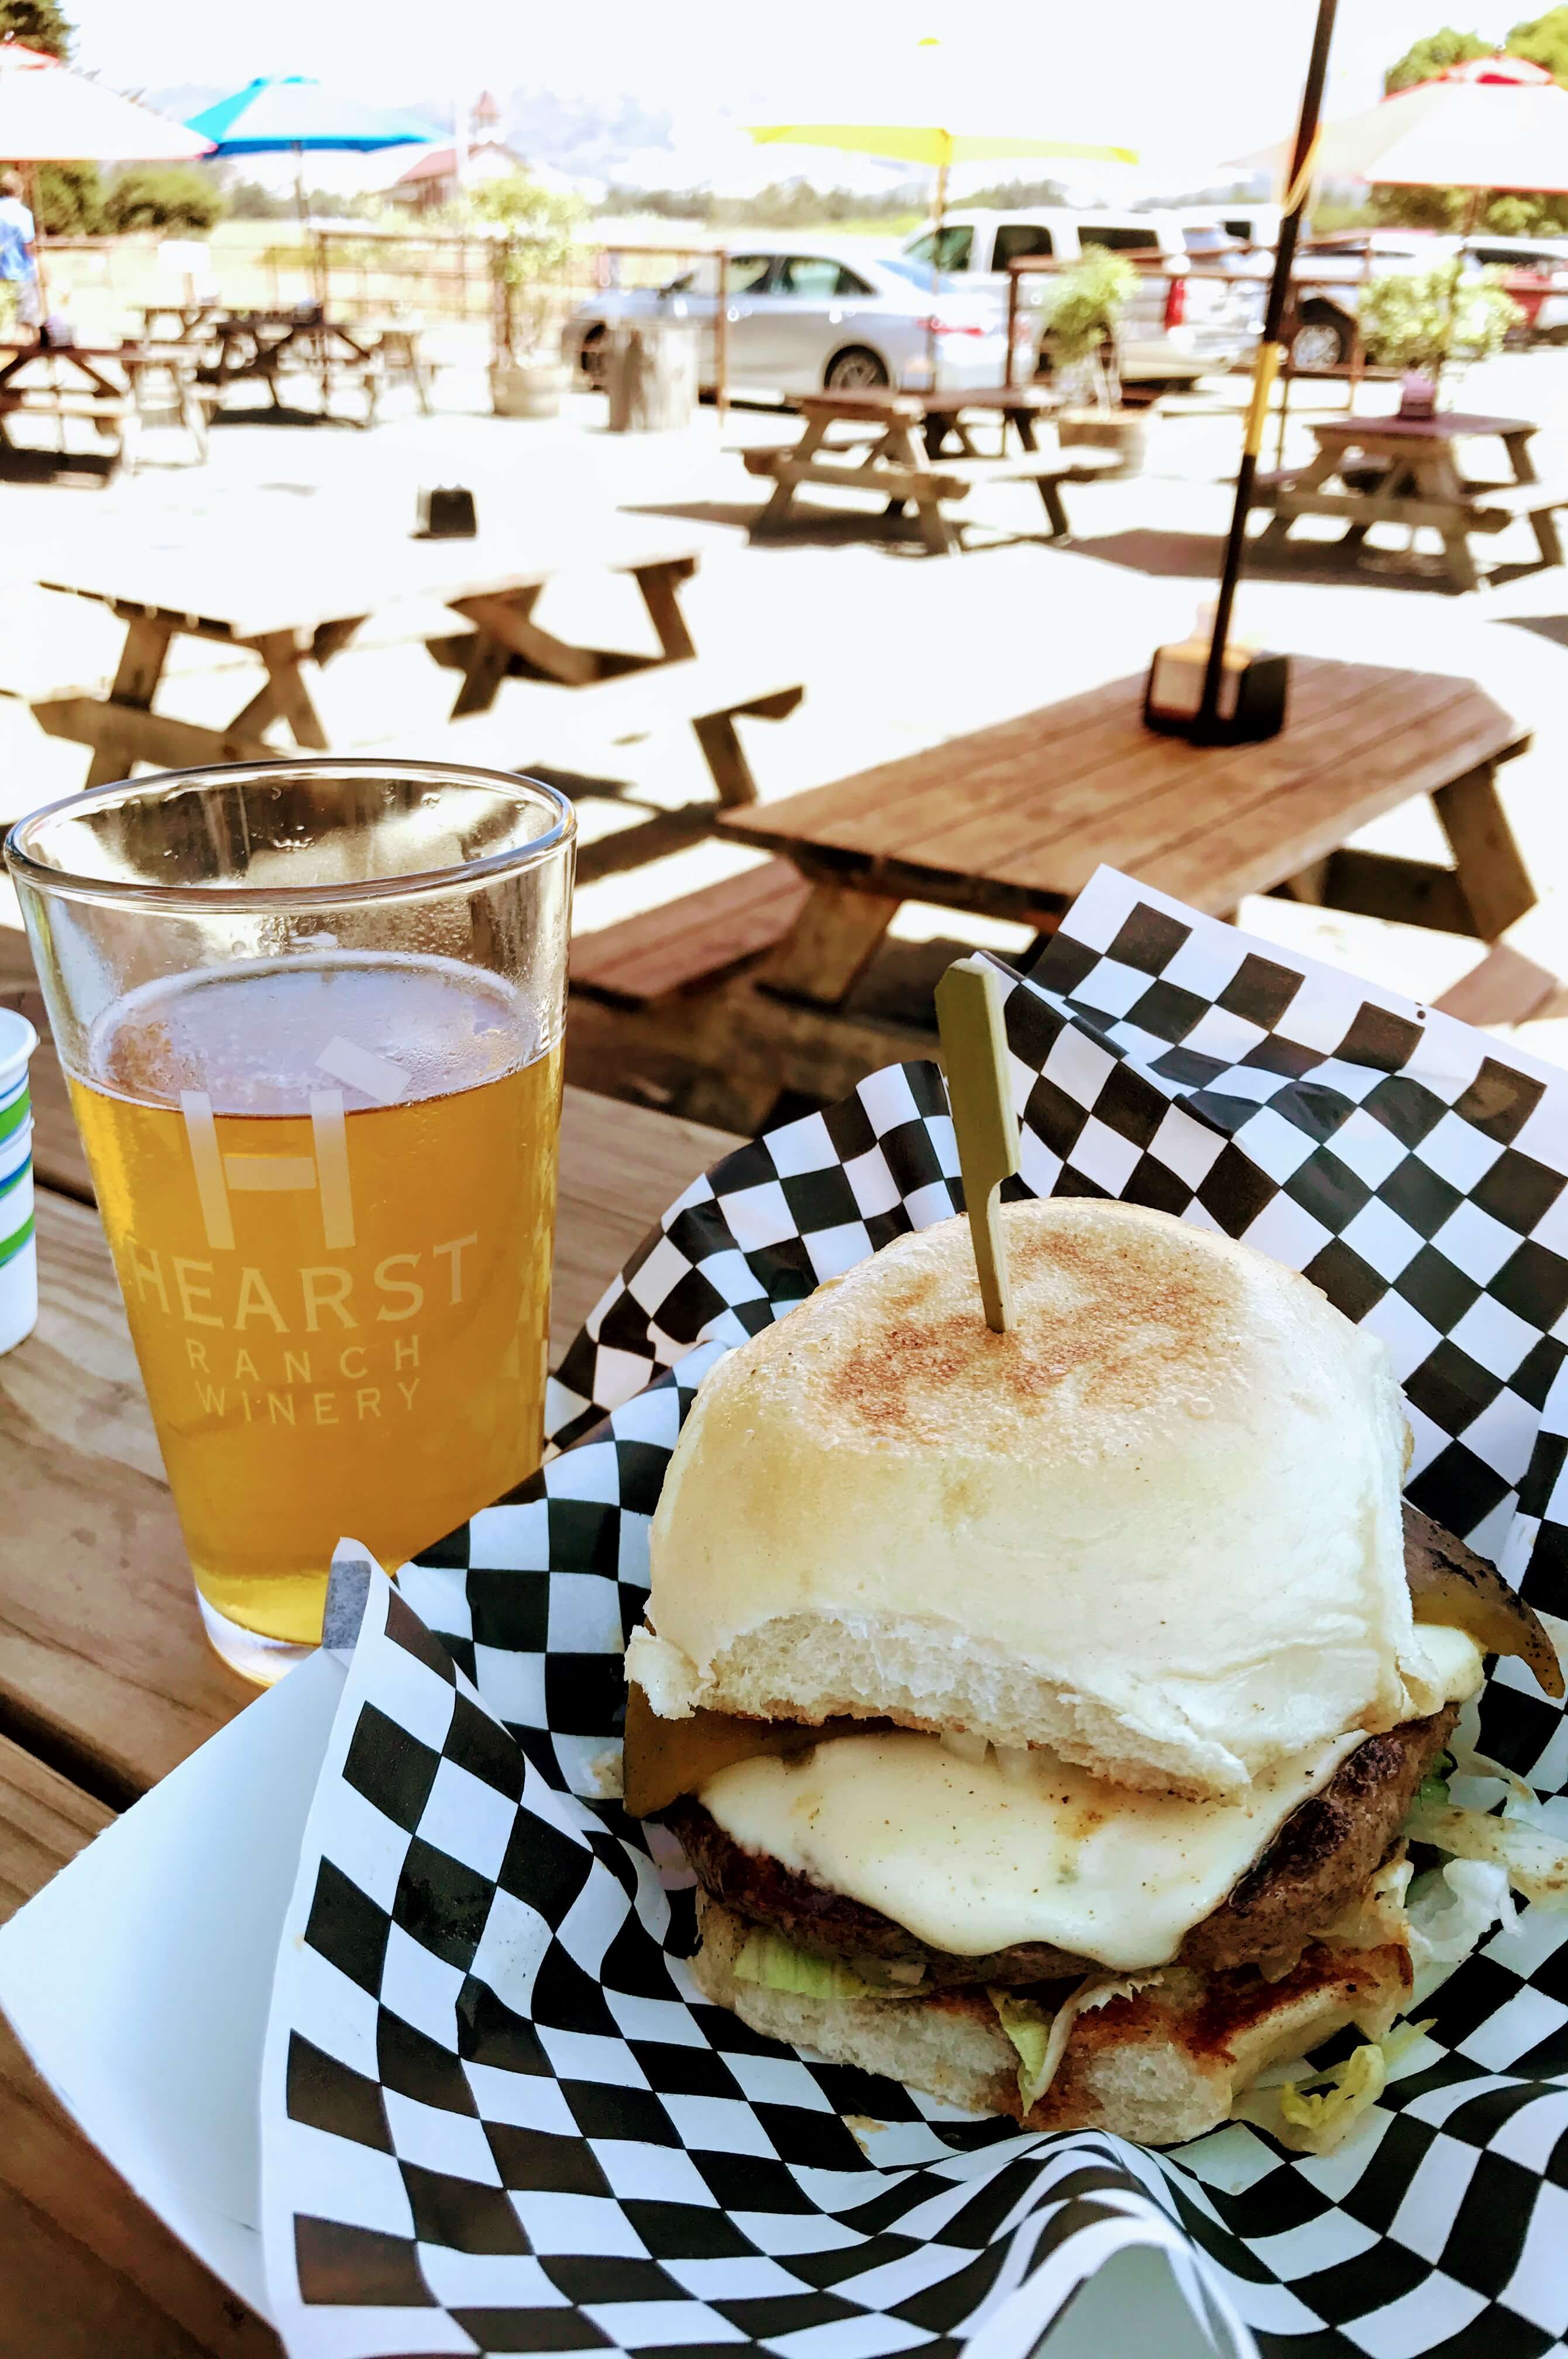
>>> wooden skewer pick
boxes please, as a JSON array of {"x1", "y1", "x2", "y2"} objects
[{"x1": 934, "y1": 955, "x2": 1020, "y2": 1333}]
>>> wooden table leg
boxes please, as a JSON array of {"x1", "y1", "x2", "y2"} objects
[
  {"x1": 757, "y1": 414, "x2": 828, "y2": 530},
  {"x1": 1010, "y1": 410, "x2": 1040, "y2": 453},
  {"x1": 248, "y1": 630, "x2": 330, "y2": 750},
  {"x1": 758, "y1": 881, "x2": 900, "y2": 1006},
  {"x1": 1504, "y1": 428, "x2": 1539, "y2": 487},
  {"x1": 449, "y1": 627, "x2": 514, "y2": 719},
  {"x1": 1434, "y1": 762, "x2": 1537, "y2": 941},
  {"x1": 82, "y1": 616, "x2": 173, "y2": 789},
  {"x1": 632, "y1": 558, "x2": 698, "y2": 663},
  {"x1": 448, "y1": 588, "x2": 601, "y2": 691},
  {"x1": 885, "y1": 422, "x2": 957, "y2": 555}
]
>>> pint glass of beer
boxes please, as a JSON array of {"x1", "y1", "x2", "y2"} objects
[{"x1": 5, "y1": 760, "x2": 575, "y2": 1684}]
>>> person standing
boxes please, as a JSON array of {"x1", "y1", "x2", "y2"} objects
[{"x1": 0, "y1": 170, "x2": 41, "y2": 335}]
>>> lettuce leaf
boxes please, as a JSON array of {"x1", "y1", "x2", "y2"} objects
[
  {"x1": 1404, "y1": 1804, "x2": 1568, "y2": 1908},
  {"x1": 1414, "y1": 1750, "x2": 1454, "y2": 1812},
  {"x1": 733, "y1": 1929, "x2": 924, "y2": 2002},
  {"x1": 991, "y1": 1993, "x2": 1058, "y2": 2112},
  {"x1": 991, "y1": 1975, "x2": 1163, "y2": 2114}
]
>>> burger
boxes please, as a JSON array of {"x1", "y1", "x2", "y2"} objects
[{"x1": 623, "y1": 1201, "x2": 1562, "y2": 2148}]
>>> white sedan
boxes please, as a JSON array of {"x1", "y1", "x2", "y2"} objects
[{"x1": 563, "y1": 239, "x2": 1015, "y2": 400}]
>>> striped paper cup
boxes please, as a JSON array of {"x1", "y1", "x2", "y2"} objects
[{"x1": 0, "y1": 1006, "x2": 39, "y2": 1356}]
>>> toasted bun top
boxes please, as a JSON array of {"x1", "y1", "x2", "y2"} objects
[{"x1": 634, "y1": 1200, "x2": 1440, "y2": 1799}]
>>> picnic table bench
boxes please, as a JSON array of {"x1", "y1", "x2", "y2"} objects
[
  {"x1": 0, "y1": 339, "x2": 209, "y2": 476},
  {"x1": 1252, "y1": 411, "x2": 1566, "y2": 592},
  {"x1": 0, "y1": 917, "x2": 739, "y2": 2357},
  {"x1": 29, "y1": 532, "x2": 803, "y2": 807},
  {"x1": 742, "y1": 387, "x2": 1117, "y2": 553},
  {"x1": 572, "y1": 655, "x2": 1538, "y2": 1131}
]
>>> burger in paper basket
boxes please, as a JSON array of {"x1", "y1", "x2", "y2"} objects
[{"x1": 622, "y1": 1203, "x2": 1567, "y2": 2157}]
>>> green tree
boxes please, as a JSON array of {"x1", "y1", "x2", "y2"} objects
[
  {"x1": 1384, "y1": 26, "x2": 1491, "y2": 90},
  {"x1": 1507, "y1": 5, "x2": 1568, "y2": 79},
  {"x1": 102, "y1": 166, "x2": 223, "y2": 233},
  {"x1": 34, "y1": 161, "x2": 102, "y2": 233},
  {"x1": 0, "y1": 0, "x2": 73, "y2": 57}
]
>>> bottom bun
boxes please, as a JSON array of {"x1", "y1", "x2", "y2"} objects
[{"x1": 692, "y1": 1896, "x2": 1412, "y2": 2148}]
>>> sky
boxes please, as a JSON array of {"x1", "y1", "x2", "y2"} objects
[{"x1": 65, "y1": 0, "x2": 1534, "y2": 183}]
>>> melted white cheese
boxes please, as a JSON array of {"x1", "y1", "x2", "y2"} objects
[
  {"x1": 699, "y1": 1626, "x2": 1487, "y2": 1975},
  {"x1": 702, "y1": 1729, "x2": 1364, "y2": 1974},
  {"x1": 1404, "y1": 1623, "x2": 1487, "y2": 1714}
]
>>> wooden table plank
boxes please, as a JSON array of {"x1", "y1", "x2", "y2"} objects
[
  {"x1": 0, "y1": 1736, "x2": 280, "y2": 2358},
  {"x1": 720, "y1": 660, "x2": 1529, "y2": 924},
  {"x1": 785, "y1": 659, "x2": 1396, "y2": 879},
  {"x1": 36, "y1": 527, "x2": 706, "y2": 648},
  {"x1": 967, "y1": 674, "x2": 1480, "y2": 893}
]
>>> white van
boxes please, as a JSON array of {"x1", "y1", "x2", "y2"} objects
[{"x1": 900, "y1": 209, "x2": 1263, "y2": 385}]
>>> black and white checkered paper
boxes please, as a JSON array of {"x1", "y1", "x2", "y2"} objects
[{"x1": 262, "y1": 868, "x2": 1568, "y2": 2359}]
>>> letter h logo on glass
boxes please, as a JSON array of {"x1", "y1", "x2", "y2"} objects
[{"x1": 180, "y1": 1036, "x2": 410, "y2": 1254}]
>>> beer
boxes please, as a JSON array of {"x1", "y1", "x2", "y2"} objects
[{"x1": 71, "y1": 955, "x2": 561, "y2": 1652}]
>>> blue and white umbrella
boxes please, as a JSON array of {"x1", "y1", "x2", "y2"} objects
[{"x1": 187, "y1": 77, "x2": 436, "y2": 222}]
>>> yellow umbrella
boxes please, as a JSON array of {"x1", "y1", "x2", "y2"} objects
[{"x1": 748, "y1": 36, "x2": 1137, "y2": 326}]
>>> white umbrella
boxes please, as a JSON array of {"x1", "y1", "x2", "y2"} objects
[
  {"x1": 0, "y1": 40, "x2": 213, "y2": 327},
  {"x1": 0, "y1": 41, "x2": 214, "y2": 163},
  {"x1": 1235, "y1": 53, "x2": 1568, "y2": 201}
]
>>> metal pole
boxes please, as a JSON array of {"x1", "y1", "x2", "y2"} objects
[
  {"x1": 927, "y1": 157, "x2": 948, "y2": 392},
  {"x1": 1197, "y1": 0, "x2": 1339, "y2": 731}
]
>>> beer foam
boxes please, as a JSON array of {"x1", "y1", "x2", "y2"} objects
[{"x1": 87, "y1": 955, "x2": 541, "y2": 1115}]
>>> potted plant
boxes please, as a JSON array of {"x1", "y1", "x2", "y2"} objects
[
  {"x1": 1040, "y1": 249, "x2": 1147, "y2": 475},
  {"x1": 1357, "y1": 258, "x2": 1521, "y2": 411},
  {"x1": 470, "y1": 173, "x2": 584, "y2": 420}
]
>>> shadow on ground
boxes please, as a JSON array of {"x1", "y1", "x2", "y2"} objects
[
  {"x1": 620, "y1": 496, "x2": 1064, "y2": 558},
  {"x1": 1068, "y1": 523, "x2": 1555, "y2": 595},
  {"x1": 1506, "y1": 614, "x2": 1568, "y2": 649}
]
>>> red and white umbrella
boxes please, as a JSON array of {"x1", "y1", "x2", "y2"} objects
[
  {"x1": 0, "y1": 40, "x2": 214, "y2": 163},
  {"x1": 1237, "y1": 53, "x2": 1568, "y2": 198},
  {"x1": 0, "y1": 41, "x2": 214, "y2": 330}
]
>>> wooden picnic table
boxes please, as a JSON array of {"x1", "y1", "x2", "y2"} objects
[
  {"x1": 197, "y1": 307, "x2": 430, "y2": 426},
  {"x1": 0, "y1": 918, "x2": 739, "y2": 2356},
  {"x1": 742, "y1": 387, "x2": 1114, "y2": 553},
  {"x1": 27, "y1": 528, "x2": 800, "y2": 807},
  {"x1": 1252, "y1": 410, "x2": 1566, "y2": 592},
  {"x1": 603, "y1": 655, "x2": 1537, "y2": 1130},
  {"x1": 0, "y1": 338, "x2": 209, "y2": 476}
]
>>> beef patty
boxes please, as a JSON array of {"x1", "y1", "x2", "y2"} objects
[{"x1": 668, "y1": 1705, "x2": 1457, "y2": 1986}]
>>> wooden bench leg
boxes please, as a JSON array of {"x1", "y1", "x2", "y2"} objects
[
  {"x1": 691, "y1": 713, "x2": 757, "y2": 809},
  {"x1": 1531, "y1": 508, "x2": 1564, "y2": 570},
  {"x1": 633, "y1": 559, "x2": 697, "y2": 663},
  {"x1": 1038, "y1": 477, "x2": 1071, "y2": 538},
  {"x1": 1434, "y1": 762, "x2": 1537, "y2": 942},
  {"x1": 759, "y1": 882, "x2": 900, "y2": 1007},
  {"x1": 1440, "y1": 531, "x2": 1481, "y2": 594},
  {"x1": 82, "y1": 617, "x2": 172, "y2": 788}
]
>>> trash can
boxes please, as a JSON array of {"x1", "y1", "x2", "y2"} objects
[{"x1": 606, "y1": 319, "x2": 699, "y2": 432}]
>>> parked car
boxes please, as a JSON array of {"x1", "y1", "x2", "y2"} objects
[
  {"x1": 899, "y1": 208, "x2": 1263, "y2": 386},
  {"x1": 1461, "y1": 234, "x2": 1568, "y2": 342},
  {"x1": 563, "y1": 239, "x2": 1010, "y2": 400},
  {"x1": 1183, "y1": 202, "x2": 1283, "y2": 252}
]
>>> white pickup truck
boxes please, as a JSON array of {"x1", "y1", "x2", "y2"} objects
[{"x1": 900, "y1": 208, "x2": 1264, "y2": 386}]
